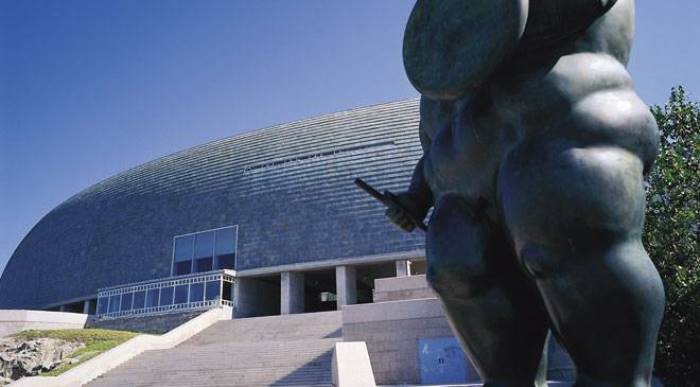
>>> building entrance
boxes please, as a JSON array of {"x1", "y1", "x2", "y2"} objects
[
  {"x1": 235, "y1": 274, "x2": 280, "y2": 318},
  {"x1": 304, "y1": 269, "x2": 336, "y2": 313}
]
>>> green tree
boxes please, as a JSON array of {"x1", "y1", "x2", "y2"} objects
[{"x1": 645, "y1": 86, "x2": 700, "y2": 385}]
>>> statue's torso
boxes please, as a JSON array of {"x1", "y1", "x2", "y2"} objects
[{"x1": 423, "y1": 0, "x2": 658, "y2": 209}]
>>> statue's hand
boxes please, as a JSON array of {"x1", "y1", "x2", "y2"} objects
[{"x1": 385, "y1": 192, "x2": 429, "y2": 233}]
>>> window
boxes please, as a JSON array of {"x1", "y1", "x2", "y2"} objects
[
  {"x1": 120, "y1": 293, "x2": 133, "y2": 311},
  {"x1": 133, "y1": 291, "x2": 146, "y2": 309},
  {"x1": 174, "y1": 235, "x2": 194, "y2": 275},
  {"x1": 172, "y1": 226, "x2": 237, "y2": 275},
  {"x1": 215, "y1": 228, "x2": 237, "y2": 270},
  {"x1": 205, "y1": 281, "x2": 220, "y2": 301},
  {"x1": 222, "y1": 281, "x2": 232, "y2": 302},
  {"x1": 159, "y1": 287, "x2": 174, "y2": 306},
  {"x1": 194, "y1": 232, "x2": 214, "y2": 272},
  {"x1": 174, "y1": 285, "x2": 189, "y2": 304},
  {"x1": 96, "y1": 271, "x2": 235, "y2": 319},
  {"x1": 190, "y1": 283, "x2": 205, "y2": 302},
  {"x1": 97, "y1": 297, "x2": 109, "y2": 315},
  {"x1": 146, "y1": 289, "x2": 159, "y2": 307},
  {"x1": 108, "y1": 295, "x2": 121, "y2": 313}
]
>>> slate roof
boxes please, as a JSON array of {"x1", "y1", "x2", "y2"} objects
[{"x1": 0, "y1": 99, "x2": 425, "y2": 309}]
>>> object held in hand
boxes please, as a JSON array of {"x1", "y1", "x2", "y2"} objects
[{"x1": 354, "y1": 178, "x2": 428, "y2": 232}]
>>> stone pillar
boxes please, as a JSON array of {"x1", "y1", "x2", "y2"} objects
[
  {"x1": 336, "y1": 265, "x2": 357, "y2": 308},
  {"x1": 281, "y1": 271, "x2": 304, "y2": 314},
  {"x1": 83, "y1": 300, "x2": 91, "y2": 315},
  {"x1": 396, "y1": 260, "x2": 411, "y2": 277}
]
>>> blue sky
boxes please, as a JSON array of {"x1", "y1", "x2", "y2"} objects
[{"x1": 1, "y1": 1, "x2": 699, "y2": 275}]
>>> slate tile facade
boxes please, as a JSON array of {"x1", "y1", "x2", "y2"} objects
[{"x1": 0, "y1": 99, "x2": 425, "y2": 309}]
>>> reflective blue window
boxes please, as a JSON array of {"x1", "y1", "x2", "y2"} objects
[
  {"x1": 205, "y1": 281, "x2": 220, "y2": 301},
  {"x1": 215, "y1": 228, "x2": 237, "y2": 270},
  {"x1": 173, "y1": 235, "x2": 194, "y2": 275},
  {"x1": 173, "y1": 227, "x2": 237, "y2": 275},
  {"x1": 120, "y1": 293, "x2": 133, "y2": 311},
  {"x1": 146, "y1": 289, "x2": 159, "y2": 307},
  {"x1": 108, "y1": 295, "x2": 121, "y2": 313},
  {"x1": 97, "y1": 297, "x2": 109, "y2": 314},
  {"x1": 194, "y1": 232, "x2": 214, "y2": 273},
  {"x1": 190, "y1": 283, "x2": 204, "y2": 302},
  {"x1": 159, "y1": 287, "x2": 174, "y2": 306},
  {"x1": 174, "y1": 285, "x2": 188, "y2": 304},
  {"x1": 133, "y1": 291, "x2": 146, "y2": 309}
]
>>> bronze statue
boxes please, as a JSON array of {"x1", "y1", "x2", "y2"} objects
[{"x1": 387, "y1": 1, "x2": 665, "y2": 385}]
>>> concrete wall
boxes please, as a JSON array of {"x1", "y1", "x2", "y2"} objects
[
  {"x1": 281, "y1": 272, "x2": 305, "y2": 315},
  {"x1": 87, "y1": 310, "x2": 208, "y2": 334},
  {"x1": 235, "y1": 277, "x2": 280, "y2": 318},
  {"x1": 342, "y1": 298, "x2": 475, "y2": 385},
  {"x1": 343, "y1": 293, "x2": 576, "y2": 385},
  {"x1": 372, "y1": 274, "x2": 436, "y2": 303},
  {"x1": 0, "y1": 310, "x2": 88, "y2": 338}
]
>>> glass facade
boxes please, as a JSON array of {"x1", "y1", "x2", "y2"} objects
[
  {"x1": 190, "y1": 283, "x2": 204, "y2": 302},
  {"x1": 146, "y1": 289, "x2": 159, "y2": 307},
  {"x1": 174, "y1": 235, "x2": 195, "y2": 275},
  {"x1": 174, "y1": 285, "x2": 188, "y2": 304},
  {"x1": 96, "y1": 270, "x2": 234, "y2": 319},
  {"x1": 160, "y1": 287, "x2": 174, "y2": 306},
  {"x1": 195, "y1": 232, "x2": 214, "y2": 272},
  {"x1": 205, "y1": 281, "x2": 220, "y2": 301},
  {"x1": 94, "y1": 225, "x2": 237, "y2": 320},
  {"x1": 97, "y1": 297, "x2": 109, "y2": 315},
  {"x1": 133, "y1": 291, "x2": 146, "y2": 309},
  {"x1": 215, "y1": 228, "x2": 236, "y2": 270},
  {"x1": 172, "y1": 226, "x2": 237, "y2": 275}
]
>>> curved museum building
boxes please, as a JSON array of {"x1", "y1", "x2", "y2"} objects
[{"x1": 0, "y1": 99, "x2": 428, "y2": 318}]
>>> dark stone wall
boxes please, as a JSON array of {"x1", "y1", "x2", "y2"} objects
[
  {"x1": 87, "y1": 311, "x2": 205, "y2": 334},
  {"x1": 0, "y1": 99, "x2": 425, "y2": 309}
]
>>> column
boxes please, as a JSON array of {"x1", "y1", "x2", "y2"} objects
[
  {"x1": 335, "y1": 265, "x2": 357, "y2": 308},
  {"x1": 83, "y1": 300, "x2": 91, "y2": 315},
  {"x1": 396, "y1": 260, "x2": 411, "y2": 277},
  {"x1": 281, "y1": 271, "x2": 304, "y2": 314}
]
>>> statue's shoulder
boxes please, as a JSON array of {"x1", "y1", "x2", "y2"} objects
[
  {"x1": 575, "y1": 0, "x2": 635, "y2": 65},
  {"x1": 520, "y1": 0, "x2": 633, "y2": 64},
  {"x1": 403, "y1": 0, "x2": 528, "y2": 101}
]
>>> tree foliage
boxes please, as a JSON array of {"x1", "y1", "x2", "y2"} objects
[{"x1": 645, "y1": 86, "x2": 700, "y2": 385}]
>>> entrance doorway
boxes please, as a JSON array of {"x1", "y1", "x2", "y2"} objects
[
  {"x1": 304, "y1": 269, "x2": 336, "y2": 313},
  {"x1": 235, "y1": 274, "x2": 280, "y2": 318}
]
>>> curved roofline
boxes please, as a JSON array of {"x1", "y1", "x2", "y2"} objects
[
  {"x1": 60, "y1": 98, "x2": 420, "y2": 203},
  {"x1": 158, "y1": 97, "x2": 420, "y2": 161}
]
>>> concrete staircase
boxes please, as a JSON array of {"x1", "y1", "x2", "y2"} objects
[{"x1": 86, "y1": 311, "x2": 343, "y2": 387}]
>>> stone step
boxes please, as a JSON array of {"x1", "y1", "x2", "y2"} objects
[
  {"x1": 153, "y1": 337, "x2": 338, "y2": 352},
  {"x1": 88, "y1": 366, "x2": 333, "y2": 387},
  {"x1": 109, "y1": 351, "x2": 334, "y2": 372},
  {"x1": 183, "y1": 327, "x2": 342, "y2": 345},
  {"x1": 84, "y1": 312, "x2": 343, "y2": 387},
  {"x1": 134, "y1": 338, "x2": 338, "y2": 357},
  {"x1": 183, "y1": 312, "x2": 342, "y2": 345}
]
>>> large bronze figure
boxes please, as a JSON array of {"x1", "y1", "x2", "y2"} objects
[{"x1": 387, "y1": 1, "x2": 665, "y2": 385}]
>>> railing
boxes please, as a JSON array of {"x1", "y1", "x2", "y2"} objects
[{"x1": 96, "y1": 269, "x2": 235, "y2": 320}]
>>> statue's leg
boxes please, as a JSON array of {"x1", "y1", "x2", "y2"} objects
[
  {"x1": 498, "y1": 142, "x2": 665, "y2": 387},
  {"x1": 426, "y1": 194, "x2": 550, "y2": 386}
]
